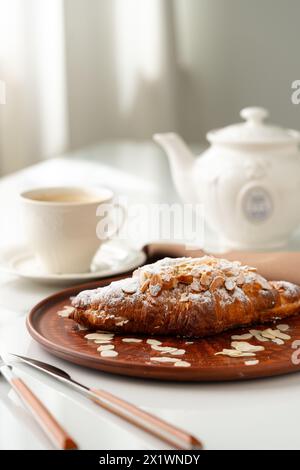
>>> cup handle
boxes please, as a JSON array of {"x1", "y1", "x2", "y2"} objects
[{"x1": 105, "y1": 201, "x2": 127, "y2": 241}]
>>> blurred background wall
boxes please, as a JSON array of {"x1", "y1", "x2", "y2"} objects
[{"x1": 0, "y1": 0, "x2": 300, "y2": 175}]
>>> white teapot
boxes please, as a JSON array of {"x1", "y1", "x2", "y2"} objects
[{"x1": 154, "y1": 107, "x2": 300, "y2": 249}]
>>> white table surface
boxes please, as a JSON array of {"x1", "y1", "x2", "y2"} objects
[{"x1": 0, "y1": 142, "x2": 300, "y2": 450}]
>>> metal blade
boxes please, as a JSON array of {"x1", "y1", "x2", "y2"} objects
[{"x1": 10, "y1": 353, "x2": 89, "y2": 392}]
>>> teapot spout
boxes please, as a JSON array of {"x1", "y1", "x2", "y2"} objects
[{"x1": 153, "y1": 133, "x2": 197, "y2": 203}]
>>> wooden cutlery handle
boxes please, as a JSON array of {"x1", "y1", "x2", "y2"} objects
[
  {"x1": 10, "y1": 377, "x2": 78, "y2": 450},
  {"x1": 90, "y1": 388, "x2": 202, "y2": 450}
]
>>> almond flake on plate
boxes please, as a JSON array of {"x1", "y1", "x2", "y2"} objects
[
  {"x1": 97, "y1": 344, "x2": 115, "y2": 351},
  {"x1": 174, "y1": 361, "x2": 191, "y2": 367},
  {"x1": 57, "y1": 306, "x2": 75, "y2": 318},
  {"x1": 268, "y1": 329, "x2": 291, "y2": 340},
  {"x1": 231, "y1": 341, "x2": 265, "y2": 353},
  {"x1": 272, "y1": 338, "x2": 285, "y2": 345},
  {"x1": 231, "y1": 333, "x2": 253, "y2": 340},
  {"x1": 244, "y1": 360, "x2": 259, "y2": 366},
  {"x1": 150, "y1": 357, "x2": 178, "y2": 363},
  {"x1": 94, "y1": 340, "x2": 113, "y2": 344},
  {"x1": 170, "y1": 349, "x2": 186, "y2": 356},
  {"x1": 76, "y1": 324, "x2": 88, "y2": 331},
  {"x1": 185, "y1": 342, "x2": 194, "y2": 345},
  {"x1": 236, "y1": 352, "x2": 257, "y2": 357},
  {"x1": 260, "y1": 330, "x2": 277, "y2": 340},
  {"x1": 122, "y1": 338, "x2": 143, "y2": 343},
  {"x1": 100, "y1": 350, "x2": 118, "y2": 357},
  {"x1": 215, "y1": 349, "x2": 256, "y2": 358},
  {"x1": 277, "y1": 324, "x2": 289, "y2": 332},
  {"x1": 215, "y1": 348, "x2": 242, "y2": 356},
  {"x1": 151, "y1": 345, "x2": 178, "y2": 353},
  {"x1": 261, "y1": 328, "x2": 291, "y2": 341},
  {"x1": 85, "y1": 333, "x2": 114, "y2": 340},
  {"x1": 249, "y1": 330, "x2": 269, "y2": 342},
  {"x1": 146, "y1": 339, "x2": 162, "y2": 346}
]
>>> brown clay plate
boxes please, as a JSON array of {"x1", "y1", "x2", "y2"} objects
[{"x1": 27, "y1": 276, "x2": 300, "y2": 381}]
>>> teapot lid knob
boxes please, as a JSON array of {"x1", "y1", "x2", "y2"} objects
[
  {"x1": 240, "y1": 107, "x2": 269, "y2": 125},
  {"x1": 207, "y1": 106, "x2": 300, "y2": 145}
]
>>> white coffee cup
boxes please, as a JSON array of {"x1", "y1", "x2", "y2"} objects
[{"x1": 20, "y1": 186, "x2": 125, "y2": 274}]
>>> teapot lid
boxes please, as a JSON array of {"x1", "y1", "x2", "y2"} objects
[{"x1": 207, "y1": 107, "x2": 300, "y2": 145}]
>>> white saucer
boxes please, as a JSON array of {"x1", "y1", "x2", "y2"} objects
[{"x1": 0, "y1": 242, "x2": 146, "y2": 286}]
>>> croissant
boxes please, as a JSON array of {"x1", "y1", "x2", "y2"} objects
[{"x1": 70, "y1": 256, "x2": 300, "y2": 338}]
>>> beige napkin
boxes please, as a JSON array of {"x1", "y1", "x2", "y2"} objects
[{"x1": 143, "y1": 243, "x2": 300, "y2": 286}]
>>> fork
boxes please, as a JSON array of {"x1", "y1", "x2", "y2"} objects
[{"x1": 0, "y1": 354, "x2": 78, "y2": 449}]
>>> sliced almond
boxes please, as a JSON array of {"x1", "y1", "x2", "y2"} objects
[
  {"x1": 97, "y1": 344, "x2": 115, "y2": 351},
  {"x1": 239, "y1": 352, "x2": 257, "y2": 357},
  {"x1": 245, "y1": 266, "x2": 257, "y2": 272},
  {"x1": 266, "y1": 329, "x2": 291, "y2": 341},
  {"x1": 200, "y1": 272, "x2": 212, "y2": 287},
  {"x1": 174, "y1": 361, "x2": 191, "y2": 367},
  {"x1": 191, "y1": 267, "x2": 203, "y2": 277},
  {"x1": 215, "y1": 349, "x2": 243, "y2": 357},
  {"x1": 256, "y1": 276, "x2": 272, "y2": 290},
  {"x1": 150, "y1": 357, "x2": 178, "y2": 363},
  {"x1": 170, "y1": 349, "x2": 186, "y2": 356},
  {"x1": 249, "y1": 329, "x2": 269, "y2": 342},
  {"x1": 260, "y1": 329, "x2": 280, "y2": 340},
  {"x1": 146, "y1": 339, "x2": 162, "y2": 346},
  {"x1": 122, "y1": 338, "x2": 143, "y2": 343},
  {"x1": 231, "y1": 333, "x2": 253, "y2": 340},
  {"x1": 215, "y1": 349, "x2": 256, "y2": 358},
  {"x1": 162, "y1": 274, "x2": 177, "y2": 290},
  {"x1": 209, "y1": 275, "x2": 225, "y2": 291},
  {"x1": 115, "y1": 318, "x2": 129, "y2": 326},
  {"x1": 151, "y1": 345, "x2": 178, "y2": 353},
  {"x1": 149, "y1": 284, "x2": 162, "y2": 297},
  {"x1": 140, "y1": 279, "x2": 150, "y2": 293},
  {"x1": 272, "y1": 338, "x2": 285, "y2": 345},
  {"x1": 100, "y1": 350, "x2": 118, "y2": 357},
  {"x1": 179, "y1": 293, "x2": 189, "y2": 303},
  {"x1": 150, "y1": 273, "x2": 162, "y2": 286},
  {"x1": 277, "y1": 324, "x2": 289, "y2": 332},
  {"x1": 225, "y1": 279, "x2": 236, "y2": 291},
  {"x1": 177, "y1": 274, "x2": 193, "y2": 284},
  {"x1": 121, "y1": 279, "x2": 138, "y2": 294},
  {"x1": 190, "y1": 279, "x2": 201, "y2": 292},
  {"x1": 85, "y1": 333, "x2": 114, "y2": 340},
  {"x1": 57, "y1": 306, "x2": 75, "y2": 318},
  {"x1": 236, "y1": 273, "x2": 245, "y2": 286},
  {"x1": 76, "y1": 324, "x2": 88, "y2": 331},
  {"x1": 231, "y1": 341, "x2": 264, "y2": 353},
  {"x1": 94, "y1": 340, "x2": 113, "y2": 344},
  {"x1": 244, "y1": 360, "x2": 259, "y2": 366},
  {"x1": 139, "y1": 270, "x2": 151, "y2": 283}
]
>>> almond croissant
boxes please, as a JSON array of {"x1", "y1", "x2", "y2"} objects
[{"x1": 70, "y1": 256, "x2": 300, "y2": 338}]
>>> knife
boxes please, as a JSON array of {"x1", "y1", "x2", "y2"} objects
[
  {"x1": 11, "y1": 353, "x2": 203, "y2": 450},
  {"x1": 0, "y1": 354, "x2": 78, "y2": 449}
]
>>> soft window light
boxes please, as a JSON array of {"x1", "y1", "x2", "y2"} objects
[{"x1": 113, "y1": 0, "x2": 164, "y2": 111}]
